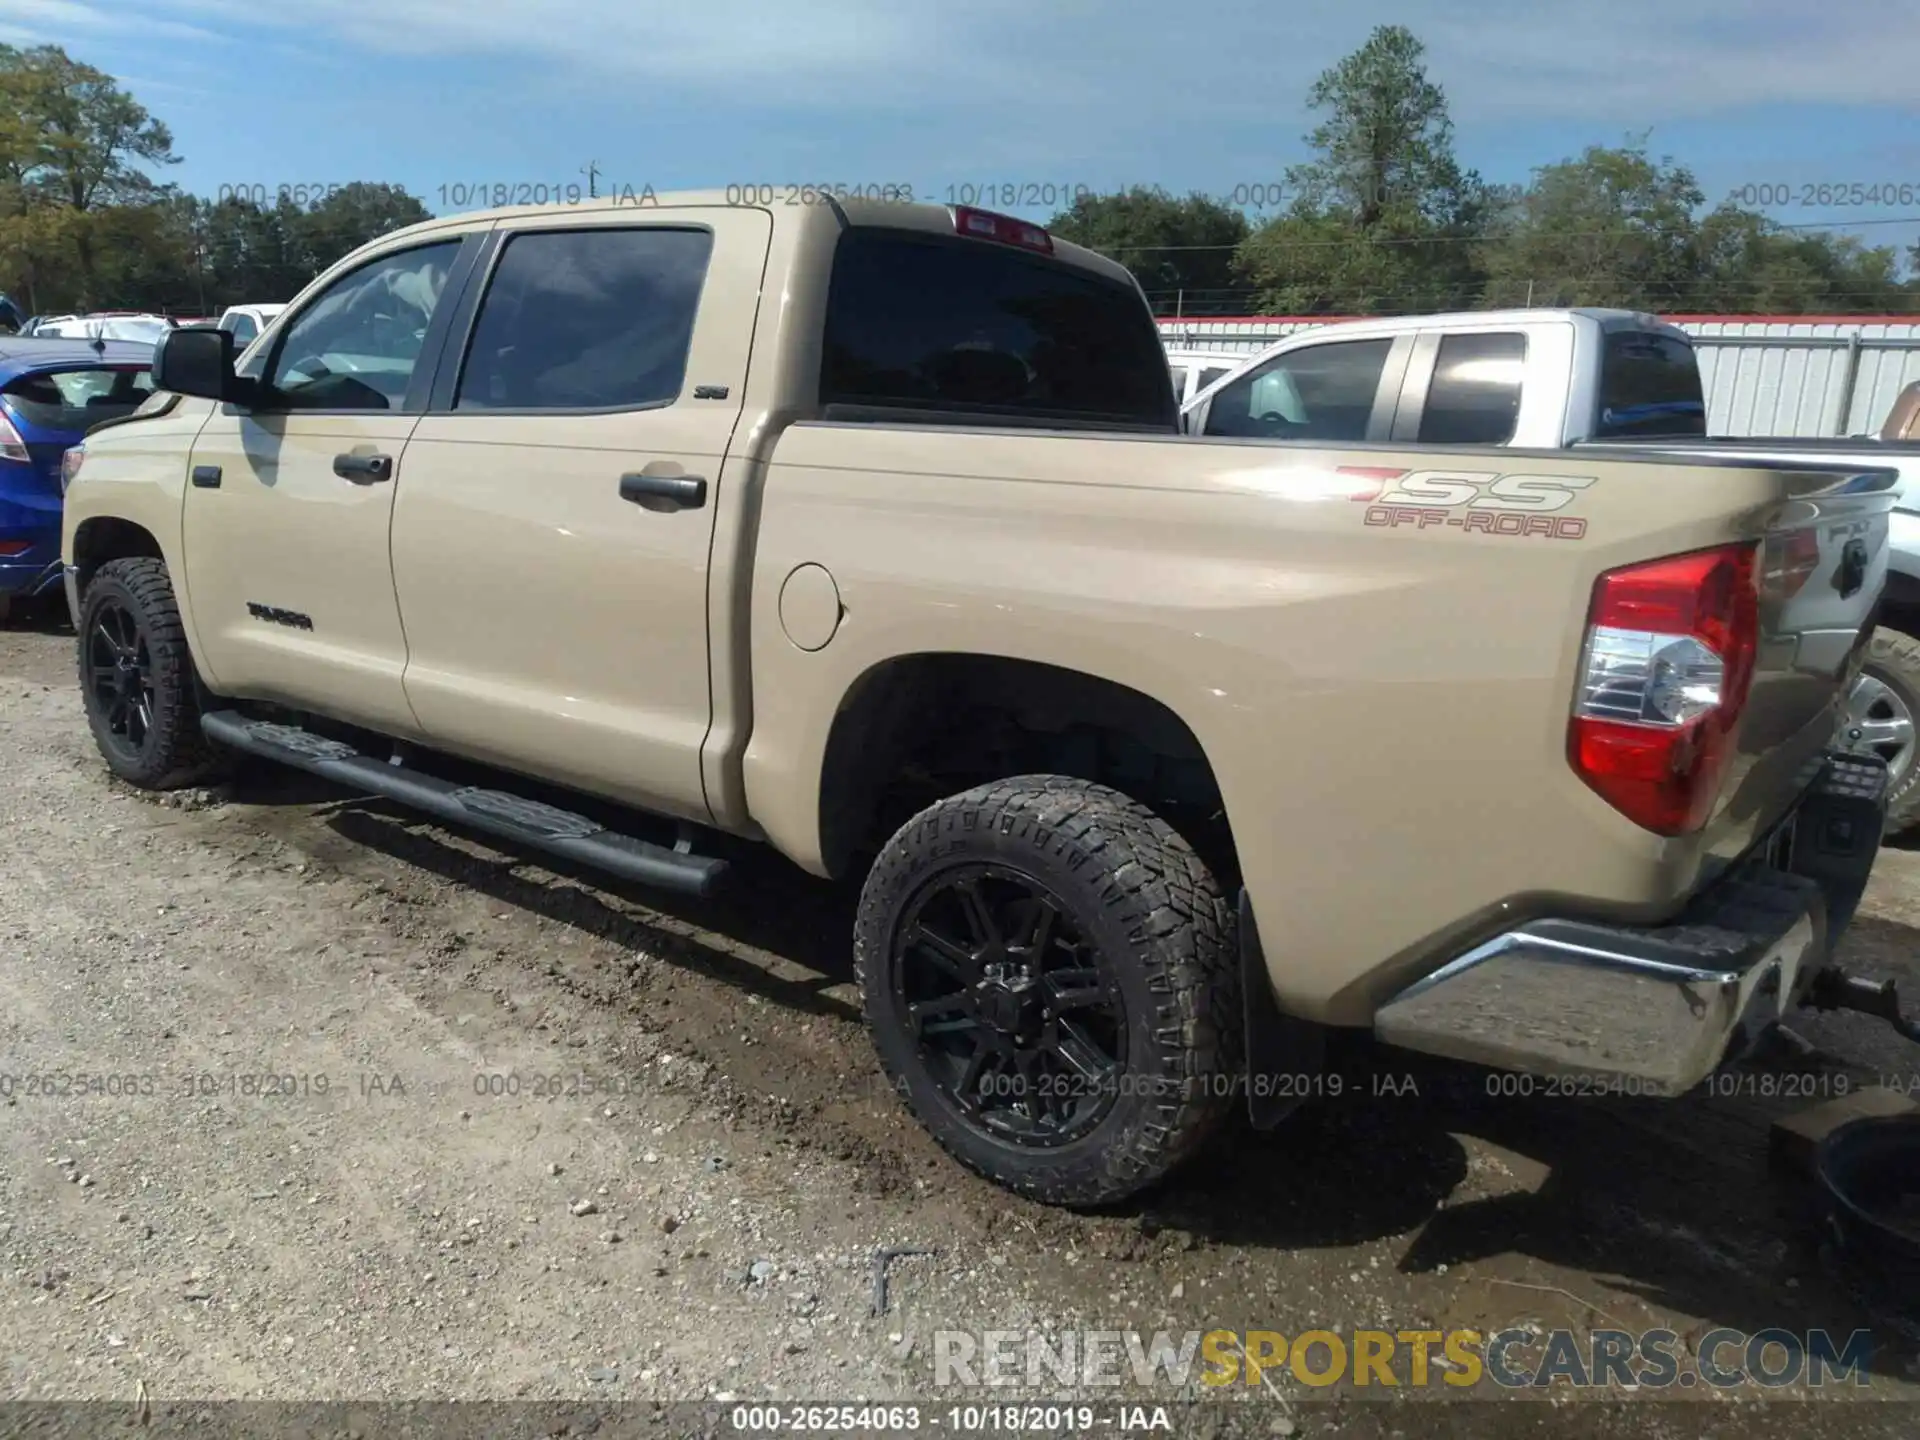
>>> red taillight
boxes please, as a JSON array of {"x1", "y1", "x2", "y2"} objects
[
  {"x1": 1567, "y1": 543, "x2": 1760, "y2": 836},
  {"x1": 950, "y1": 205, "x2": 1053, "y2": 254}
]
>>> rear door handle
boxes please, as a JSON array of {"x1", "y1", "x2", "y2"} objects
[
  {"x1": 191, "y1": 465, "x2": 221, "y2": 489},
  {"x1": 333, "y1": 452, "x2": 393, "y2": 483},
  {"x1": 619, "y1": 473, "x2": 707, "y2": 512}
]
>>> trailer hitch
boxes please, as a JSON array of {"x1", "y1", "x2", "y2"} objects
[{"x1": 1804, "y1": 967, "x2": 1920, "y2": 1045}]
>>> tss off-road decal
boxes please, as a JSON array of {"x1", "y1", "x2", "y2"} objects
[{"x1": 1338, "y1": 466, "x2": 1595, "y2": 540}]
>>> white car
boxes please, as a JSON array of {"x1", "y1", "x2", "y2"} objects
[
  {"x1": 217, "y1": 304, "x2": 288, "y2": 349},
  {"x1": 29, "y1": 313, "x2": 177, "y2": 345},
  {"x1": 1164, "y1": 348, "x2": 1246, "y2": 408}
]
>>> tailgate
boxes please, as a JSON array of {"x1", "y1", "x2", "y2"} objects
[{"x1": 1700, "y1": 463, "x2": 1893, "y2": 869}]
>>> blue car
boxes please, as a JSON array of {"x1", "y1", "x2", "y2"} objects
[{"x1": 0, "y1": 338, "x2": 156, "y2": 616}]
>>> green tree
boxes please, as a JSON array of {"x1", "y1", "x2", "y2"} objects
[
  {"x1": 1047, "y1": 187, "x2": 1249, "y2": 314},
  {"x1": 1478, "y1": 142, "x2": 1915, "y2": 314},
  {"x1": 295, "y1": 182, "x2": 432, "y2": 275},
  {"x1": 1282, "y1": 23, "x2": 1478, "y2": 228},
  {"x1": 0, "y1": 44, "x2": 177, "y2": 307},
  {"x1": 1693, "y1": 213, "x2": 1908, "y2": 313},
  {"x1": 1235, "y1": 25, "x2": 1499, "y2": 314},
  {"x1": 1478, "y1": 142, "x2": 1706, "y2": 309}
]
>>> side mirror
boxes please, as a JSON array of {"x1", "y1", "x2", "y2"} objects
[{"x1": 153, "y1": 325, "x2": 246, "y2": 404}]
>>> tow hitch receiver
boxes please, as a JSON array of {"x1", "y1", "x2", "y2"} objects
[{"x1": 1804, "y1": 968, "x2": 1920, "y2": 1045}]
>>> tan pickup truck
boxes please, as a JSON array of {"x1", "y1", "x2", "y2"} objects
[{"x1": 58, "y1": 192, "x2": 1900, "y2": 1205}]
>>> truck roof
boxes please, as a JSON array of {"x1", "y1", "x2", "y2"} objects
[
  {"x1": 1251, "y1": 306, "x2": 1691, "y2": 339},
  {"x1": 392, "y1": 189, "x2": 1141, "y2": 292}
]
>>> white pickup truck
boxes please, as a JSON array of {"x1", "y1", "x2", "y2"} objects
[{"x1": 1184, "y1": 307, "x2": 1920, "y2": 831}]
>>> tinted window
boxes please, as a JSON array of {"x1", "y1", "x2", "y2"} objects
[
  {"x1": 821, "y1": 229, "x2": 1175, "y2": 428},
  {"x1": 3, "y1": 366, "x2": 154, "y2": 431},
  {"x1": 1594, "y1": 331, "x2": 1705, "y2": 438},
  {"x1": 224, "y1": 313, "x2": 258, "y2": 344},
  {"x1": 1199, "y1": 365, "x2": 1233, "y2": 390},
  {"x1": 1202, "y1": 339, "x2": 1392, "y2": 440},
  {"x1": 457, "y1": 228, "x2": 713, "y2": 411},
  {"x1": 267, "y1": 240, "x2": 461, "y2": 410},
  {"x1": 1418, "y1": 331, "x2": 1526, "y2": 444}
]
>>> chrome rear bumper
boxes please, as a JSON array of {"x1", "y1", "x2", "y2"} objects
[{"x1": 1374, "y1": 754, "x2": 1887, "y2": 1094}]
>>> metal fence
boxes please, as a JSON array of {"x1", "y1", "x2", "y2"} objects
[{"x1": 1157, "y1": 316, "x2": 1920, "y2": 438}]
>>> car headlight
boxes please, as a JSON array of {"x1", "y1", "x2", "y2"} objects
[{"x1": 60, "y1": 444, "x2": 84, "y2": 495}]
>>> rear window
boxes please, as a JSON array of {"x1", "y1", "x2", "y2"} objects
[
  {"x1": 820, "y1": 229, "x2": 1176, "y2": 429},
  {"x1": 1594, "y1": 331, "x2": 1705, "y2": 438},
  {"x1": 2, "y1": 366, "x2": 154, "y2": 432},
  {"x1": 1198, "y1": 365, "x2": 1233, "y2": 390}
]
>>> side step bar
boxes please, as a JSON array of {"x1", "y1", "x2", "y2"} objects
[{"x1": 200, "y1": 710, "x2": 728, "y2": 897}]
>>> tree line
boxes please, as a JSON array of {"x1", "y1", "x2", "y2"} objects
[
  {"x1": 0, "y1": 32, "x2": 1914, "y2": 321},
  {"x1": 0, "y1": 44, "x2": 430, "y2": 316},
  {"x1": 1050, "y1": 26, "x2": 1918, "y2": 317}
]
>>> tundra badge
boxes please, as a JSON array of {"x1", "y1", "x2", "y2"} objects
[{"x1": 247, "y1": 602, "x2": 314, "y2": 631}]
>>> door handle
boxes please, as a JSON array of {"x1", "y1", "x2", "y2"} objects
[
  {"x1": 333, "y1": 452, "x2": 393, "y2": 483},
  {"x1": 619, "y1": 472, "x2": 707, "y2": 512},
  {"x1": 191, "y1": 465, "x2": 222, "y2": 489}
]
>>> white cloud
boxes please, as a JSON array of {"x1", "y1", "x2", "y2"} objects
[
  {"x1": 146, "y1": 0, "x2": 1051, "y2": 105},
  {"x1": 1410, "y1": 0, "x2": 1920, "y2": 121},
  {"x1": 0, "y1": 0, "x2": 227, "y2": 45},
  {"x1": 15, "y1": 0, "x2": 1920, "y2": 128}
]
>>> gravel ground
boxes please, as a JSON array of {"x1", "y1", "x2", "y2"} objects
[{"x1": 6, "y1": 609, "x2": 1920, "y2": 1438}]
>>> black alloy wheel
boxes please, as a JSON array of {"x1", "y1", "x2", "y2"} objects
[
  {"x1": 76, "y1": 557, "x2": 223, "y2": 789},
  {"x1": 855, "y1": 777, "x2": 1239, "y2": 1206},
  {"x1": 85, "y1": 597, "x2": 157, "y2": 764},
  {"x1": 892, "y1": 862, "x2": 1128, "y2": 1146}
]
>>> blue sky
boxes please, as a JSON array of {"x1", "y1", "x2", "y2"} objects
[{"x1": 2, "y1": 0, "x2": 1917, "y2": 302}]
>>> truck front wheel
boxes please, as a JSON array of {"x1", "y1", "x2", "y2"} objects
[
  {"x1": 77, "y1": 557, "x2": 224, "y2": 790},
  {"x1": 853, "y1": 776, "x2": 1240, "y2": 1206}
]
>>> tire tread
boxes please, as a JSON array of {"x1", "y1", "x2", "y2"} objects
[
  {"x1": 853, "y1": 775, "x2": 1240, "y2": 1207},
  {"x1": 80, "y1": 557, "x2": 222, "y2": 790}
]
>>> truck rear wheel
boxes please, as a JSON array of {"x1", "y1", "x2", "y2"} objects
[
  {"x1": 77, "y1": 557, "x2": 224, "y2": 790},
  {"x1": 853, "y1": 776, "x2": 1240, "y2": 1206},
  {"x1": 1848, "y1": 629, "x2": 1920, "y2": 834}
]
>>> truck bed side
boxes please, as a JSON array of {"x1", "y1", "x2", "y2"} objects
[{"x1": 738, "y1": 429, "x2": 1892, "y2": 1023}]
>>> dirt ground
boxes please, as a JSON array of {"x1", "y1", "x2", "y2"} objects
[{"x1": 7, "y1": 608, "x2": 1920, "y2": 1438}]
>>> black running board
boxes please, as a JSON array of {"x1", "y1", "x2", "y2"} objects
[{"x1": 201, "y1": 710, "x2": 728, "y2": 897}]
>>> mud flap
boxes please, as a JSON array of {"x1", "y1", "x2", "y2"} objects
[{"x1": 1240, "y1": 889, "x2": 1326, "y2": 1131}]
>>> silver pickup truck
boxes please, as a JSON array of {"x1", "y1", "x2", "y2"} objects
[{"x1": 1182, "y1": 307, "x2": 1920, "y2": 831}]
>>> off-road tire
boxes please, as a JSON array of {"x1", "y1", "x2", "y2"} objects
[
  {"x1": 77, "y1": 557, "x2": 224, "y2": 790},
  {"x1": 854, "y1": 776, "x2": 1240, "y2": 1207},
  {"x1": 1864, "y1": 628, "x2": 1920, "y2": 835}
]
